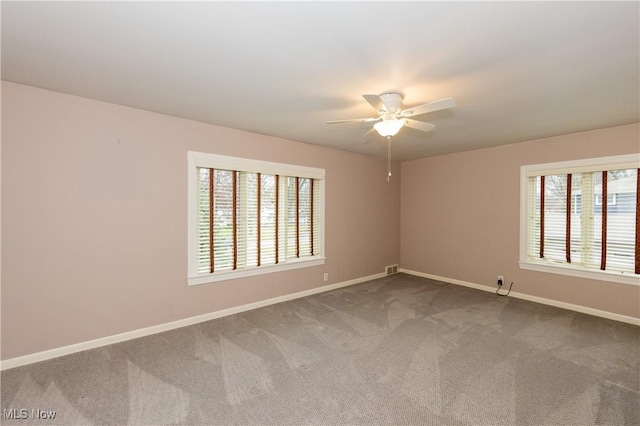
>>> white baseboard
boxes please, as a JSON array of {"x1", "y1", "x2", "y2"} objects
[
  {"x1": 1, "y1": 272, "x2": 385, "y2": 371},
  {"x1": 400, "y1": 269, "x2": 640, "y2": 326}
]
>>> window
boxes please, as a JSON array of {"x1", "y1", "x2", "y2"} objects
[
  {"x1": 188, "y1": 152, "x2": 325, "y2": 285},
  {"x1": 594, "y1": 193, "x2": 617, "y2": 206},
  {"x1": 520, "y1": 154, "x2": 639, "y2": 285}
]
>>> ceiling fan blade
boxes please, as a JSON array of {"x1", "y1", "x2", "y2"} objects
[
  {"x1": 326, "y1": 117, "x2": 380, "y2": 124},
  {"x1": 363, "y1": 127, "x2": 378, "y2": 139},
  {"x1": 401, "y1": 97, "x2": 456, "y2": 117},
  {"x1": 403, "y1": 119, "x2": 436, "y2": 133},
  {"x1": 363, "y1": 94, "x2": 387, "y2": 113}
]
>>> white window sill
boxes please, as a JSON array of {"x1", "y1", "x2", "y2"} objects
[
  {"x1": 519, "y1": 260, "x2": 640, "y2": 286},
  {"x1": 188, "y1": 256, "x2": 326, "y2": 286}
]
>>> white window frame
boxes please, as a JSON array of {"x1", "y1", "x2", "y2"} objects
[
  {"x1": 594, "y1": 193, "x2": 617, "y2": 206},
  {"x1": 519, "y1": 153, "x2": 639, "y2": 286},
  {"x1": 188, "y1": 151, "x2": 326, "y2": 285}
]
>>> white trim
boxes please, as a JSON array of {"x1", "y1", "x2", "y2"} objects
[
  {"x1": 188, "y1": 256, "x2": 326, "y2": 285},
  {"x1": 519, "y1": 164, "x2": 530, "y2": 265},
  {"x1": 400, "y1": 269, "x2": 640, "y2": 326},
  {"x1": 1, "y1": 272, "x2": 385, "y2": 371},
  {"x1": 519, "y1": 260, "x2": 640, "y2": 286},
  {"x1": 522, "y1": 153, "x2": 639, "y2": 177},
  {"x1": 187, "y1": 151, "x2": 325, "y2": 180}
]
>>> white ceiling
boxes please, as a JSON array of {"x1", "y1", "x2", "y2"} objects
[{"x1": 2, "y1": 1, "x2": 638, "y2": 161}]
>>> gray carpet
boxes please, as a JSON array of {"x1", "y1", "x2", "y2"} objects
[{"x1": 2, "y1": 274, "x2": 639, "y2": 425}]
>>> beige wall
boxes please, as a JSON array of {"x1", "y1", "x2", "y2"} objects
[
  {"x1": 1, "y1": 82, "x2": 401, "y2": 360},
  {"x1": 3, "y1": 81, "x2": 638, "y2": 362},
  {"x1": 401, "y1": 123, "x2": 640, "y2": 319}
]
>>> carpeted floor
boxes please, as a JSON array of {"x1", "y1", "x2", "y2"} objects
[{"x1": 2, "y1": 273, "x2": 639, "y2": 425}]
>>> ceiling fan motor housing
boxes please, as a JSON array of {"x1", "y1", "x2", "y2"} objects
[{"x1": 379, "y1": 92, "x2": 403, "y2": 114}]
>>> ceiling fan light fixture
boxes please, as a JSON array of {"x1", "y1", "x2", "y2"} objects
[
  {"x1": 327, "y1": 93, "x2": 455, "y2": 181},
  {"x1": 374, "y1": 119, "x2": 404, "y2": 137}
]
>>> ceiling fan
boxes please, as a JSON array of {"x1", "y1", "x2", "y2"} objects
[
  {"x1": 327, "y1": 92, "x2": 456, "y2": 138},
  {"x1": 327, "y1": 92, "x2": 456, "y2": 181}
]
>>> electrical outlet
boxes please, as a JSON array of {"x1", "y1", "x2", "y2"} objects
[
  {"x1": 497, "y1": 275, "x2": 504, "y2": 286},
  {"x1": 323, "y1": 273, "x2": 329, "y2": 282}
]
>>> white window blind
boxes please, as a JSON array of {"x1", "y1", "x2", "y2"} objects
[
  {"x1": 604, "y1": 171, "x2": 637, "y2": 272},
  {"x1": 260, "y1": 173, "x2": 277, "y2": 266},
  {"x1": 540, "y1": 174, "x2": 568, "y2": 263},
  {"x1": 520, "y1": 155, "x2": 639, "y2": 285},
  {"x1": 188, "y1": 152, "x2": 325, "y2": 285}
]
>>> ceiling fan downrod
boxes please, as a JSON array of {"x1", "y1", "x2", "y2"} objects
[{"x1": 387, "y1": 136, "x2": 392, "y2": 182}]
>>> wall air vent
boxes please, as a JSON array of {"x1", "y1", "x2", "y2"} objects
[{"x1": 385, "y1": 264, "x2": 399, "y2": 275}]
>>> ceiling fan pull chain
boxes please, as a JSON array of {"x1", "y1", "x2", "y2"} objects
[{"x1": 387, "y1": 136, "x2": 392, "y2": 182}]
